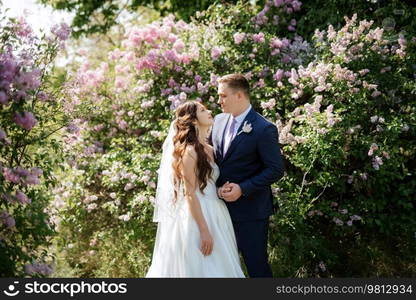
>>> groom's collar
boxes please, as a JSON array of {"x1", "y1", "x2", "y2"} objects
[{"x1": 232, "y1": 104, "x2": 252, "y2": 124}]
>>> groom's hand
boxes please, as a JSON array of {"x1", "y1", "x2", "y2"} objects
[
  {"x1": 218, "y1": 181, "x2": 232, "y2": 199},
  {"x1": 222, "y1": 183, "x2": 242, "y2": 202}
]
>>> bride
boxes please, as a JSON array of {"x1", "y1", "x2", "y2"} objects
[{"x1": 145, "y1": 100, "x2": 245, "y2": 277}]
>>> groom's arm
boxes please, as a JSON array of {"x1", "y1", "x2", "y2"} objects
[
  {"x1": 208, "y1": 127, "x2": 213, "y2": 146},
  {"x1": 238, "y1": 124, "x2": 284, "y2": 197},
  {"x1": 207, "y1": 115, "x2": 217, "y2": 146}
]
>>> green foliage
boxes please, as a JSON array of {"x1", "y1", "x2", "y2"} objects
[
  {"x1": 23, "y1": 0, "x2": 416, "y2": 277},
  {"x1": 39, "y1": 0, "x2": 241, "y2": 38}
]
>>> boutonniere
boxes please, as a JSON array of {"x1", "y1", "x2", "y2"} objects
[{"x1": 237, "y1": 121, "x2": 253, "y2": 136}]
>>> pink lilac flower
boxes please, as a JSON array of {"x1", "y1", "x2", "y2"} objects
[
  {"x1": 368, "y1": 143, "x2": 378, "y2": 156},
  {"x1": 255, "y1": 79, "x2": 265, "y2": 88},
  {"x1": 261, "y1": 98, "x2": 276, "y2": 110},
  {"x1": 117, "y1": 120, "x2": 128, "y2": 130},
  {"x1": 141, "y1": 100, "x2": 154, "y2": 109},
  {"x1": 270, "y1": 37, "x2": 283, "y2": 49},
  {"x1": 273, "y1": 69, "x2": 284, "y2": 81},
  {"x1": 252, "y1": 32, "x2": 265, "y2": 43},
  {"x1": 173, "y1": 39, "x2": 185, "y2": 51},
  {"x1": 233, "y1": 32, "x2": 246, "y2": 44},
  {"x1": 115, "y1": 76, "x2": 129, "y2": 90},
  {"x1": 288, "y1": 68, "x2": 299, "y2": 85},
  {"x1": 168, "y1": 78, "x2": 177, "y2": 88},
  {"x1": 180, "y1": 53, "x2": 192, "y2": 64},
  {"x1": 14, "y1": 16, "x2": 33, "y2": 38},
  {"x1": 211, "y1": 46, "x2": 223, "y2": 60},
  {"x1": 350, "y1": 215, "x2": 361, "y2": 221},
  {"x1": 163, "y1": 49, "x2": 179, "y2": 63},
  {"x1": 210, "y1": 74, "x2": 218, "y2": 85}
]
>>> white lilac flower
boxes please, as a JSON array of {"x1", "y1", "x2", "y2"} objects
[
  {"x1": 118, "y1": 214, "x2": 130, "y2": 221},
  {"x1": 339, "y1": 208, "x2": 348, "y2": 214}
]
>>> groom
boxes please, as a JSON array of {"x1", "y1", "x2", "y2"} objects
[{"x1": 208, "y1": 73, "x2": 284, "y2": 278}]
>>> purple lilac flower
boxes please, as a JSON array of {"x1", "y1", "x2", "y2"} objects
[{"x1": 13, "y1": 112, "x2": 37, "y2": 130}]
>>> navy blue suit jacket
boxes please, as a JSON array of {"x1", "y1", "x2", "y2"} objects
[{"x1": 208, "y1": 107, "x2": 284, "y2": 222}]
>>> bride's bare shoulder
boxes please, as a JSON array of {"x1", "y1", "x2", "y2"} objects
[{"x1": 183, "y1": 145, "x2": 197, "y2": 161}]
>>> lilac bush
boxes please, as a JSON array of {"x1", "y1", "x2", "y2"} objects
[
  {"x1": 51, "y1": 1, "x2": 415, "y2": 276},
  {"x1": 0, "y1": 9, "x2": 75, "y2": 276}
]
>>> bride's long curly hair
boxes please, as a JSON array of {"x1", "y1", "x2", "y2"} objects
[{"x1": 172, "y1": 101, "x2": 213, "y2": 201}]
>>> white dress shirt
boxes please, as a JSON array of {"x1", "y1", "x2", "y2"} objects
[{"x1": 223, "y1": 104, "x2": 252, "y2": 155}]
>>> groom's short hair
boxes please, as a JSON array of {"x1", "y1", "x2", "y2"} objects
[{"x1": 218, "y1": 73, "x2": 250, "y2": 98}]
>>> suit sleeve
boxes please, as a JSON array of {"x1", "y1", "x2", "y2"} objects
[
  {"x1": 208, "y1": 114, "x2": 219, "y2": 147},
  {"x1": 208, "y1": 126, "x2": 213, "y2": 146},
  {"x1": 238, "y1": 124, "x2": 285, "y2": 197}
]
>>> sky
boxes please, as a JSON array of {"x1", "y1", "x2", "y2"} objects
[
  {"x1": 1, "y1": 0, "x2": 75, "y2": 66},
  {"x1": 1, "y1": 0, "x2": 74, "y2": 35}
]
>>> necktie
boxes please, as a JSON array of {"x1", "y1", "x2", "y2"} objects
[{"x1": 223, "y1": 117, "x2": 237, "y2": 157}]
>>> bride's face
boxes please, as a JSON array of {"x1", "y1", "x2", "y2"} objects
[{"x1": 196, "y1": 104, "x2": 213, "y2": 128}]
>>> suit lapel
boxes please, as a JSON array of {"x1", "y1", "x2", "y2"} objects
[
  {"x1": 221, "y1": 108, "x2": 257, "y2": 163},
  {"x1": 214, "y1": 114, "x2": 231, "y2": 164}
]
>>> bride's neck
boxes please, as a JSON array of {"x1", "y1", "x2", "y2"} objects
[{"x1": 197, "y1": 126, "x2": 210, "y2": 146}]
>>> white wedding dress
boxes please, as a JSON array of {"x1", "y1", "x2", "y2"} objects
[{"x1": 145, "y1": 161, "x2": 245, "y2": 278}]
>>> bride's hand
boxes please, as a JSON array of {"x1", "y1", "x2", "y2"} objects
[
  {"x1": 200, "y1": 229, "x2": 214, "y2": 256},
  {"x1": 221, "y1": 181, "x2": 233, "y2": 194}
]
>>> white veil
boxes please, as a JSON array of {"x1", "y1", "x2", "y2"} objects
[{"x1": 152, "y1": 120, "x2": 186, "y2": 222}]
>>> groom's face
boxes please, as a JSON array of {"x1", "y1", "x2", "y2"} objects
[{"x1": 217, "y1": 83, "x2": 238, "y2": 114}]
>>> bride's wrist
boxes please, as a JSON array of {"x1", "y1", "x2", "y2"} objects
[{"x1": 199, "y1": 225, "x2": 209, "y2": 233}]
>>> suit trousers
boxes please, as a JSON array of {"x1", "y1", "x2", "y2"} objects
[{"x1": 232, "y1": 218, "x2": 273, "y2": 277}]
